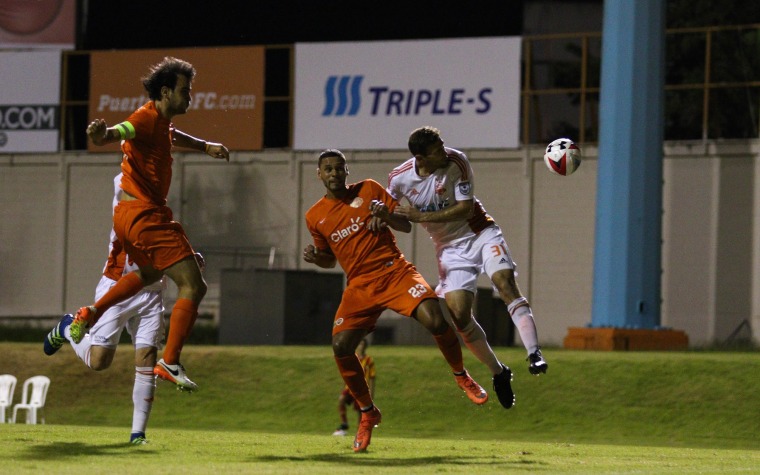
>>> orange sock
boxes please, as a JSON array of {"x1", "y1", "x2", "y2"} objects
[
  {"x1": 433, "y1": 327, "x2": 465, "y2": 373},
  {"x1": 93, "y1": 272, "x2": 144, "y2": 320},
  {"x1": 335, "y1": 355, "x2": 373, "y2": 408},
  {"x1": 163, "y1": 298, "x2": 197, "y2": 365}
]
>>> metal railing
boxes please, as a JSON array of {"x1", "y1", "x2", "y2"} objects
[{"x1": 60, "y1": 24, "x2": 760, "y2": 150}]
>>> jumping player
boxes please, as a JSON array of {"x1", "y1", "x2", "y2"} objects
[
  {"x1": 388, "y1": 126, "x2": 547, "y2": 408},
  {"x1": 44, "y1": 173, "x2": 167, "y2": 445},
  {"x1": 71, "y1": 57, "x2": 229, "y2": 391}
]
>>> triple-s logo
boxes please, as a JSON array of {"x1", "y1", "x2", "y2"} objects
[{"x1": 322, "y1": 75, "x2": 492, "y2": 117}]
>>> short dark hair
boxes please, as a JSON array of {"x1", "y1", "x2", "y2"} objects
[
  {"x1": 408, "y1": 126, "x2": 442, "y2": 155},
  {"x1": 318, "y1": 148, "x2": 346, "y2": 167},
  {"x1": 141, "y1": 57, "x2": 196, "y2": 100}
]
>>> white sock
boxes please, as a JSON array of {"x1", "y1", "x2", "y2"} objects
[
  {"x1": 458, "y1": 319, "x2": 503, "y2": 375},
  {"x1": 508, "y1": 297, "x2": 540, "y2": 355},
  {"x1": 66, "y1": 327, "x2": 92, "y2": 368},
  {"x1": 132, "y1": 367, "x2": 155, "y2": 435}
]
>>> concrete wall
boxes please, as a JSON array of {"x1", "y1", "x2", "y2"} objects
[{"x1": 1, "y1": 140, "x2": 758, "y2": 346}]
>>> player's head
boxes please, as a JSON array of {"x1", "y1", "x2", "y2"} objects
[
  {"x1": 408, "y1": 126, "x2": 443, "y2": 156},
  {"x1": 142, "y1": 57, "x2": 196, "y2": 115},
  {"x1": 409, "y1": 126, "x2": 447, "y2": 169},
  {"x1": 317, "y1": 149, "x2": 349, "y2": 196}
]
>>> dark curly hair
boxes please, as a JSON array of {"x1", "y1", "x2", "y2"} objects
[{"x1": 141, "y1": 57, "x2": 196, "y2": 100}]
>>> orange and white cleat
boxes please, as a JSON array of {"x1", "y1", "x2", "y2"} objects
[
  {"x1": 454, "y1": 370, "x2": 489, "y2": 405},
  {"x1": 154, "y1": 358, "x2": 198, "y2": 392},
  {"x1": 353, "y1": 406, "x2": 382, "y2": 452}
]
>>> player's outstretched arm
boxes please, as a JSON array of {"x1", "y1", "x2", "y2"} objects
[{"x1": 172, "y1": 129, "x2": 230, "y2": 162}]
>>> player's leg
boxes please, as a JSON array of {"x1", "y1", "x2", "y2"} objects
[
  {"x1": 481, "y1": 227, "x2": 547, "y2": 376},
  {"x1": 444, "y1": 289, "x2": 514, "y2": 409},
  {"x1": 130, "y1": 345, "x2": 157, "y2": 445},
  {"x1": 444, "y1": 289, "x2": 503, "y2": 374},
  {"x1": 45, "y1": 276, "x2": 126, "y2": 369},
  {"x1": 491, "y1": 269, "x2": 547, "y2": 375},
  {"x1": 127, "y1": 290, "x2": 163, "y2": 444},
  {"x1": 68, "y1": 265, "x2": 156, "y2": 344},
  {"x1": 333, "y1": 328, "x2": 382, "y2": 452},
  {"x1": 413, "y1": 298, "x2": 489, "y2": 405},
  {"x1": 154, "y1": 256, "x2": 205, "y2": 391}
]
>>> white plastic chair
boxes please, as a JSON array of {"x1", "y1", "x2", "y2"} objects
[
  {"x1": 0, "y1": 374, "x2": 17, "y2": 423},
  {"x1": 12, "y1": 376, "x2": 50, "y2": 424}
]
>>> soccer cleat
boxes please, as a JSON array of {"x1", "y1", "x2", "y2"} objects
[
  {"x1": 528, "y1": 348, "x2": 548, "y2": 375},
  {"x1": 492, "y1": 364, "x2": 515, "y2": 409},
  {"x1": 130, "y1": 432, "x2": 148, "y2": 445},
  {"x1": 353, "y1": 406, "x2": 381, "y2": 452},
  {"x1": 333, "y1": 423, "x2": 348, "y2": 436},
  {"x1": 69, "y1": 306, "x2": 96, "y2": 344},
  {"x1": 43, "y1": 314, "x2": 73, "y2": 356},
  {"x1": 154, "y1": 358, "x2": 198, "y2": 392},
  {"x1": 454, "y1": 370, "x2": 488, "y2": 405}
]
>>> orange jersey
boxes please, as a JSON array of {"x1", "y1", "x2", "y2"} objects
[
  {"x1": 305, "y1": 179, "x2": 404, "y2": 283},
  {"x1": 119, "y1": 101, "x2": 175, "y2": 206}
]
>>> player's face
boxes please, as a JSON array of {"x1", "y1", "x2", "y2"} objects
[
  {"x1": 318, "y1": 156, "x2": 348, "y2": 196},
  {"x1": 419, "y1": 138, "x2": 448, "y2": 170},
  {"x1": 167, "y1": 74, "x2": 192, "y2": 115}
]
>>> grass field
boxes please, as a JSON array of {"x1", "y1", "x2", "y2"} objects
[{"x1": 2, "y1": 343, "x2": 759, "y2": 473}]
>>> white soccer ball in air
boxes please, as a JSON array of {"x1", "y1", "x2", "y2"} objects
[{"x1": 543, "y1": 138, "x2": 581, "y2": 176}]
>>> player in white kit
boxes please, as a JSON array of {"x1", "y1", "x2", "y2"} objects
[
  {"x1": 387, "y1": 126, "x2": 548, "y2": 408},
  {"x1": 44, "y1": 173, "x2": 166, "y2": 444}
]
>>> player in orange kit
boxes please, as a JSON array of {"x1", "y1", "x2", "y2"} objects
[
  {"x1": 304, "y1": 149, "x2": 487, "y2": 453},
  {"x1": 71, "y1": 56, "x2": 229, "y2": 391}
]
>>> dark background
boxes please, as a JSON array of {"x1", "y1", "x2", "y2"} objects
[{"x1": 78, "y1": 0, "x2": 524, "y2": 50}]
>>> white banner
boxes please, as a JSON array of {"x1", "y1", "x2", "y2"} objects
[
  {"x1": 294, "y1": 37, "x2": 522, "y2": 151},
  {"x1": 0, "y1": 51, "x2": 61, "y2": 152}
]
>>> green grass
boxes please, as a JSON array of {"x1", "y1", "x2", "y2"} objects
[{"x1": 2, "y1": 343, "x2": 760, "y2": 473}]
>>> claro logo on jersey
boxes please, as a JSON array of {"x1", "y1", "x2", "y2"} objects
[
  {"x1": 331, "y1": 216, "x2": 365, "y2": 243},
  {"x1": 321, "y1": 75, "x2": 492, "y2": 117}
]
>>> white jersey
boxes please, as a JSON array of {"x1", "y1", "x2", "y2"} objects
[{"x1": 387, "y1": 147, "x2": 494, "y2": 248}]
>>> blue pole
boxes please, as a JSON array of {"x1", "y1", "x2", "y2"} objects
[{"x1": 592, "y1": 0, "x2": 665, "y2": 328}]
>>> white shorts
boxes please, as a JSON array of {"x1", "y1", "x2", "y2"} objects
[
  {"x1": 89, "y1": 276, "x2": 165, "y2": 349},
  {"x1": 435, "y1": 225, "x2": 515, "y2": 297}
]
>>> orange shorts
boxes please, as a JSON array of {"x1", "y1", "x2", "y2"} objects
[
  {"x1": 112, "y1": 200, "x2": 194, "y2": 271},
  {"x1": 332, "y1": 260, "x2": 435, "y2": 335}
]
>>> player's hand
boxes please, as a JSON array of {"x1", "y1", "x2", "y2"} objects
[
  {"x1": 205, "y1": 142, "x2": 230, "y2": 162},
  {"x1": 86, "y1": 119, "x2": 108, "y2": 145},
  {"x1": 394, "y1": 205, "x2": 421, "y2": 222},
  {"x1": 302, "y1": 244, "x2": 318, "y2": 263},
  {"x1": 367, "y1": 216, "x2": 388, "y2": 232}
]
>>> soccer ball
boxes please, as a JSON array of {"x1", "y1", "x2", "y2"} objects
[{"x1": 543, "y1": 138, "x2": 581, "y2": 176}]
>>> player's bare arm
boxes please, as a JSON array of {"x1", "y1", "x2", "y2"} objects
[
  {"x1": 86, "y1": 118, "x2": 122, "y2": 146},
  {"x1": 368, "y1": 199, "x2": 411, "y2": 233},
  {"x1": 172, "y1": 129, "x2": 230, "y2": 162},
  {"x1": 302, "y1": 244, "x2": 337, "y2": 269},
  {"x1": 396, "y1": 199, "x2": 474, "y2": 223}
]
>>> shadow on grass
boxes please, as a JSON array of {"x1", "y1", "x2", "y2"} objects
[
  {"x1": 253, "y1": 453, "x2": 546, "y2": 468},
  {"x1": 21, "y1": 442, "x2": 156, "y2": 459}
]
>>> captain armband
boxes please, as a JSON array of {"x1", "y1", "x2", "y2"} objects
[{"x1": 114, "y1": 121, "x2": 136, "y2": 140}]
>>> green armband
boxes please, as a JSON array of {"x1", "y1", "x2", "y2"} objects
[{"x1": 115, "y1": 121, "x2": 136, "y2": 140}]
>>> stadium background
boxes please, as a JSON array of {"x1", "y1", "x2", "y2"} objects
[{"x1": 1, "y1": 0, "x2": 760, "y2": 347}]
